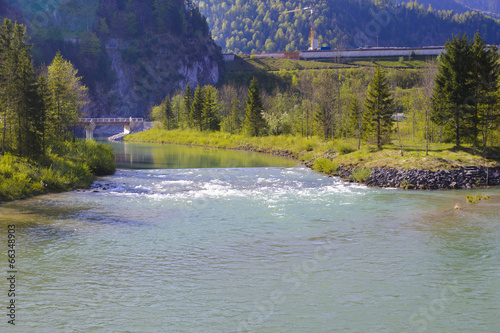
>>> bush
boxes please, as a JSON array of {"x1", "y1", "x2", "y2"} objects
[
  {"x1": 313, "y1": 157, "x2": 338, "y2": 174},
  {"x1": 0, "y1": 140, "x2": 116, "y2": 202},
  {"x1": 350, "y1": 167, "x2": 371, "y2": 182},
  {"x1": 335, "y1": 140, "x2": 357, "y2": 155}
]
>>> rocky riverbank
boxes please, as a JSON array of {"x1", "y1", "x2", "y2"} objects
[{"x1": 335, "y1": 166, "x2": 500, "y2": 190}]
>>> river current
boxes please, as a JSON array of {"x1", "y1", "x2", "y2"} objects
[{"x1": 0, "y1": 142, "x2": 499, "y2": 332}]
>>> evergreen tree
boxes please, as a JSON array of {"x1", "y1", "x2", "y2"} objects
[
  {"x1": 190, "y1": 85, "x2": 204, "y2": 131},
  {"x1": 163, "y1": 95, "x2": 175, "y2": 130},
  {"x1": 348, "y1": 96, "x2": 363, "y2": 150},
  {"x1": 202, "y1": 86, "x2": 220, "y2": 131},
  {"x1": 183, "y1": 83, "x2": 193, "y2": 127},
  {"x1": 363, "y1": 66, "x2": 394, "y2": 149},
  {"x1": 229, "y1": 96, "x2": 241, "y2": 134},
  {"x1": 431, "y1": 33, "x2": 474, "y2": 148},
  {"x1": 470, "y1": 33, "x2": 500, "y2": 151},
  {"x1": 244, "y1": 77, "x2": 265, "y2": 136},
  {"x1": 0, "y1": 19, "x2": 45, "y2": 159}
]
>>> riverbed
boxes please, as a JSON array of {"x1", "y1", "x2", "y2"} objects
[{"x1": 0, "y1": 142, "x2": 499, "y2": 332}]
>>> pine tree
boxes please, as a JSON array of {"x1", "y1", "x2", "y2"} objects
[
  {"x1": 229, "y1": 96, "x2": 241, "y2": 134},
  {"x1": 183, "y1": 83, "x2": 193, "y2": 127},
  {"x1": 363, "y1": 66, "x2": 394, "y2": 150},
  {"x1": 0, "y1": 19, "x2": 45, "y2": 159},
  {"x1": 471, "y1": 33, "x2": 500, "y2": 151},
  {"x1": 190, "y1": 85, "x2": 204, "y2": 131},
  {"x1": 431, "y1": 33, "x2": 475, "y2": 148},
  {"x1": 348, "y1": 96, "x2": 363, "y2": 150},
  {"x1": 244, "y1": 77, "x2": 265, "y2": 136},
  {"x1": 163, "y1": 95, "x2": 175, "y2": 130},
  {"x1": 202, "y1": 86, "x2": 220, "y2": 131}
]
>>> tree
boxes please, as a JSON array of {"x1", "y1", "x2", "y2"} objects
[
  {"x1": 363, "y1": 66, "x2": 394, "y2": 149},
  {"x1": 244, "y1": 77, "x2": 265, "y2": 136},
  {"x1": 190, "y1": 85, "x2": 204, "y2": 131},
  {"x1": 183, "y1": 83, "x2": 193, "y2": 127},
  {"x1": 0, "y1": 19, "x2": 45, "y2": 160},
  {"x1": 431, "y1": 33, "x2": 474, "y2": 148},
  {"x1": 348, "y1": 96, "x2": 363, "y2": 150},
  {"x1": 229, "y1": 95, "x2": 242, "y2": 134},
  {"x1": 314, "y1": 71, "x2": 337, "y2": 140},
  {"x1": 471, "y1": 34, "x2": 500, "y2": 151},
  {"x1": 163, "y1": 95, "x2": 175, "y2": 130},
  {"x1": 202, "y1": 86, "x2": 220, "y2": 131},
  {"x1": 46, "y1": 52, "x2": 88, "y2": 144}
]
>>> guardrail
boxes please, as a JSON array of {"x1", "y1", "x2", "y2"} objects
[{"x1": 77, "y1": 118, "x2": 144, "y2": 124}]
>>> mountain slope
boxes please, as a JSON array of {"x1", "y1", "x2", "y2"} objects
[
  {"x1": 1, "y1": 0, "x2": 223, "y2": 118},
  {"x1": 195, "y1": 0, "x2": 500, "y2": 53},
  {"x1": 402, "y1": 0, "x2": 500, "y2": 18}
]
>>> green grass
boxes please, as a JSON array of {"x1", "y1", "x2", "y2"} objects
[
  {"x1": 225, "y1": 56, "x2": 432, "y2": 74},
  {"x1": 125, "y1": 128, "x2": 500, "y2": 174},
  {"x1": 0, "y1": 140, "x2": 116, "y2": 202}
]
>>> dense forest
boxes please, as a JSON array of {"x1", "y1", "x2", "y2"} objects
[
  {"x1": 0, "y1": 0, "x2": 222, "y2": 118},
  {"x1": 407, "y1": 0, "x2": 500, "y2": 17},
  {"x1": 195, "y1": 0, "x2": 500, "y2": 54}
]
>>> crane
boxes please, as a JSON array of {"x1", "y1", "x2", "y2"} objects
[{"x1": 279, "y1": 7, "x2": 318, "y2": 50}]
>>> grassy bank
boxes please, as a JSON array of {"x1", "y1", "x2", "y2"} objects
[
  {"x1": 0, "y1": 140, "x2": 116, "y2": 202},
  {"x1": 124, "y1": 128, "x2": 500, "y2": 175}
]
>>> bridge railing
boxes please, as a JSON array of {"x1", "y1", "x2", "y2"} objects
[{"x1": 77, "y1": 118, "x2": 144, "y2": 124}]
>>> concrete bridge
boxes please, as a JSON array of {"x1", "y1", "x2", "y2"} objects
[{"x1": 77, "y1": 118, "x2": 144, "y2": 140}]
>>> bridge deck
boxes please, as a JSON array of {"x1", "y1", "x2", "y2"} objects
[{"x1": 77, "y1": 118, "x2": 144, "y2": 126}]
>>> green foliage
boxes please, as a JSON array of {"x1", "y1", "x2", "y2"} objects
[
  {"x1": 431, "y1": 32, "x2": 500, "y2": 148},
  {"x1": 350, "y1": 167, "x2": 371, "y2": 182},
  {"x1": 0, "y1": 140, "x2": 115, "y2": 202},
  {"x1": 244, "y1": 77, "x2": 265, "y2": 136},
  {"x1": 202, "y1": 86, "x2": 220, "y2": 131},
  {"x1": 466, "y1": 194, "x2": 491, "y2": 204},
  {"x1": 190, "y1": 86, "x2": 205, "y2": 131},
  {"x1": 335, "y1": 140, "x2": 357, "y2": 155},
  {"x1": 197, "y1": 0, "x2": 500, "y2": 54},
  {"x1": 80, "y1": 31, "x2": 101, "y2": 58},
  {"x1": 364, "y1": 66, "x2": 395, "y2": 149},
  {"x1": 312, "y1": 157, "x2": 338, "y2": 174}
]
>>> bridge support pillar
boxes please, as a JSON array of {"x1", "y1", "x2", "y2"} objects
[
  {"x1": 123, "y1": 120, "x2": 136, "y2": 134},
  {"x1": 84, "y1": 120, "x2": 96, "y2": 140}
]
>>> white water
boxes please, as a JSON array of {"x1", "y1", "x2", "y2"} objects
[{"x1": 0, "y1": 143, "x2": 499, "y2": 332}]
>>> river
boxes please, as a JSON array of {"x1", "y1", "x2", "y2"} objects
[{"x1": 1, "y1": 142, "x2": 499, "y2": 332}]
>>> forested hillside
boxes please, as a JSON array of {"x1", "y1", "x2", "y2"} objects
[
  {"x1": 195, "y1": 0, "x2": 500, "y2": 54},
  {"x1": 0, "y1": 0, "x2": 222, "y2": 118},
  {"x1": 405, "y1": 0, "x2": 500, "y2": 17}
]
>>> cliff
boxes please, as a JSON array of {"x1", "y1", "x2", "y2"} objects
[{"x1": 0, "y1": 0, "x2": 223, "y2": 118}]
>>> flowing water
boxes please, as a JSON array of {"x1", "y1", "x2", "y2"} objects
[{"x1": 0, "y1": 142, "x2": 499, "y2": 332}]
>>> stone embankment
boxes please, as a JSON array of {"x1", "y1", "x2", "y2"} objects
[{"x1": 336, "y1": 166, "x2": 500, "y2": 190}]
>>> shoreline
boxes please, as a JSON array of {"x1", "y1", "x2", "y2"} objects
[{"x1": 123, "y1": 132, "x2": 500, "y2": 190}]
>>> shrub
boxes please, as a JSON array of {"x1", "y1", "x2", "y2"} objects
[
  {"x1": 313, "y1": 157, "x2": 338, "y2": 174},
  {"x1": 350, "y1": 167, "x2": 371, "y2": 182},
  {"x1": 335, "y1": 140, "x2": 357, "y2": 155}
]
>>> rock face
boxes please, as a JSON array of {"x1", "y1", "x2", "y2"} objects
[
  {"x1": 336, "y1": 166, "x2": 500, "y2": 190},
  {"x1": 1, "y1": 0, "x2": 223, "y2": 123},
  {"x1": 89, "y1": 38, "x2": 220, "y2": 120}
]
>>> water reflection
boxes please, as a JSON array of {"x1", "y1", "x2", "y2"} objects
[{"x1": 110, "y1": 141, "x2": 298, "y2": 169}]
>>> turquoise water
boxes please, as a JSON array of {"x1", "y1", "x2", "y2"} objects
[{"x1": 0, "y1": 143, "x2": 499, "y2": 332}]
